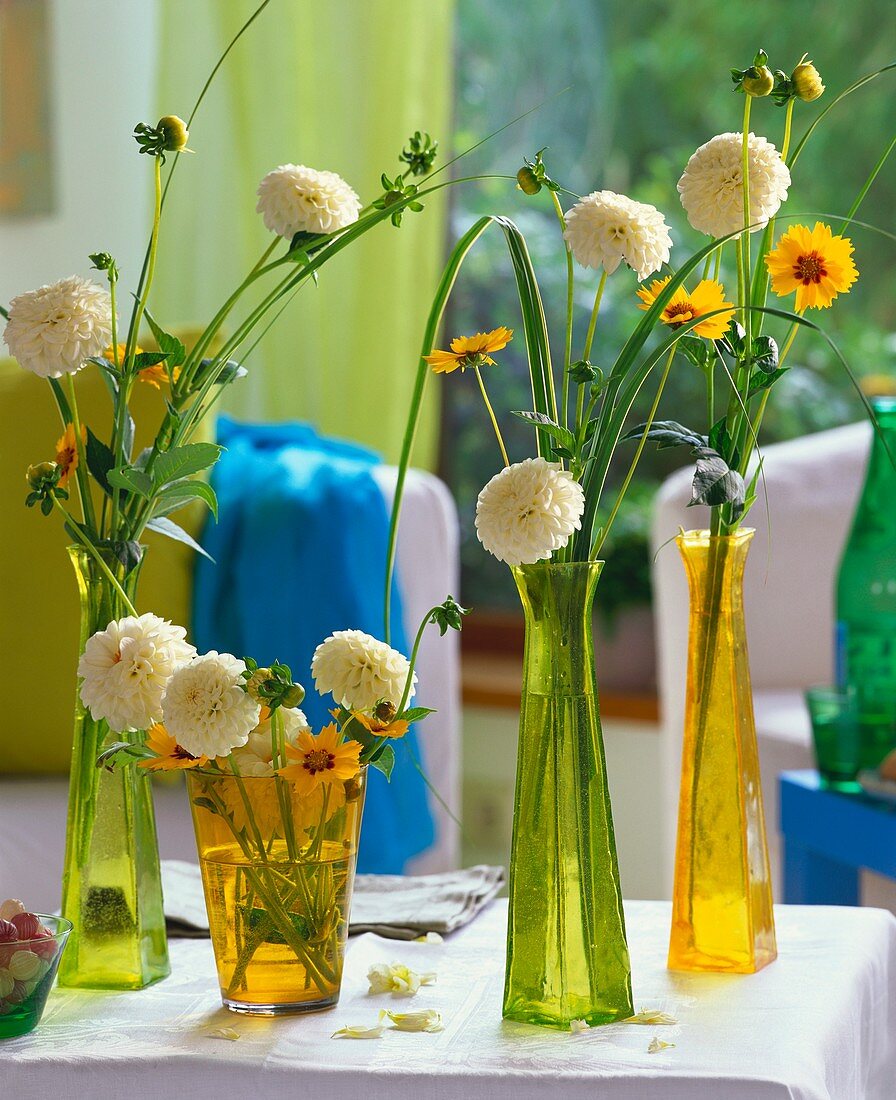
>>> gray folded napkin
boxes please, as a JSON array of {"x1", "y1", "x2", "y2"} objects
[{"x1": 161, "y1": 859, "x2": 505, "y2": 941}]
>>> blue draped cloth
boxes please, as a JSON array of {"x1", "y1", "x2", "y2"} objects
[{"x1": 192, "y1": 416, "x2": 435, "y2": 873}]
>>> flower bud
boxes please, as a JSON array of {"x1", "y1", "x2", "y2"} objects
[
  {"x1": 516, "y1": 166, "x2": 542, "y2": 195},
  {"x1": 26, "y1": 461, "x2": 58, "y2": 490},
  {"x1": 373, "y1": 700, "x2": 397, "y2": 723},
  {"x1": 244, "y1": 667, "x2": 273, "y2": 702},
  {"x1": 742, "y1": 64, "x2": 774, "y2": 97},
  {"x1": 158, "y1": 115, "x2": 189, "y2": 152},
  {"x1": 792, "y1": 58, "x2": 824, "y2": 102},
  {"x1": 281, "y1": 683, "x2": 305, "y2": 708}
]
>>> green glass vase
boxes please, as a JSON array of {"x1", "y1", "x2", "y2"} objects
[
  {"x1": 58, "y1": 546, "x2": 169, "y2": 989},
  {"x1": 503, "y1": 560, "x2": 633, "y2": 1030}
]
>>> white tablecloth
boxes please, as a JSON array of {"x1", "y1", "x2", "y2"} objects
[{"x1": 3, "y1": 900, "x2": 895, "y2": 1100}]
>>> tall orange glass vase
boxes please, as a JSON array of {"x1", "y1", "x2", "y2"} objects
[{"x1": 668, "y1": 528, "x2": 777, "y2": 973}]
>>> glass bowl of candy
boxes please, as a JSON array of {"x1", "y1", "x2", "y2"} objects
[{"x1": 0, "y1": 900, "x2": 73, "y2": 1039}]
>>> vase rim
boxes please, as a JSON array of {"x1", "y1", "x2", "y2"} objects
[
  {"x1": 676, "y1": 527, "x2": 755, "y2": 545},
  {"x1": 188, "y1": 764, "x2": 368, "y2": 780},
  {"x1": 511, "y1": 559, "x2": 605, "y2": 570}
]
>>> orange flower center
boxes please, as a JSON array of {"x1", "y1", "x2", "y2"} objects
[
  {"x1": 664, "y1": 301, "x2": 696, "y2": 328},
  {"x1": 303, "y1": 748, "x2": 335, "y2": 775},
  {"x1": 794, "y1": 251, "x2": 827, "y2": 285}
]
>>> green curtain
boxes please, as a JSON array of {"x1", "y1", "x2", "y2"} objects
[{"x1": 153, "y1": 0, "x2": 455, "y2": 467}]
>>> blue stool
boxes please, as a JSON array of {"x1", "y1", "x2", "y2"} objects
[{"x1": 779, "y1": 770, "x2": 896, "y2": 904}]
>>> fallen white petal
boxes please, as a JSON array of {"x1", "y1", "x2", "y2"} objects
[
  {"x1": 414, "y1": 931, "x2": 444, "y2": 944},
  {"x1": 626, "y1": 1009, "x2": 677, "y2": 1026},
  {"x1": 332, "y1": 1022, "x2": 386, "y2": 1039},
  {"x1": 207, "y1": 1027, "x2": 240, "y2": 1041},
  {"x1": 569, "y1": 1018, "x2": 590, "y2": 1033},
  {"x1": 648, "y1": 1037, "x2": 676, "y2": 1054},
  {"x1": 386, "y1": 1009, "x2": 443, "y2": 1033}
]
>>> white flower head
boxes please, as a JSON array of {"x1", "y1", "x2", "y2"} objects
[
  {"x1": 162, "y1": 652, "x2": 260, "y2": 759},
  {"x1": 78, "y1": 614, "x2": 195, "y2": 733},
  {"x1": 311, "y1": 630, "x2": 415, "y2": 711},
  {"x1": 367, "y1": 961, "x2": 436, "y2": 996},
  {"x1": 3, "y1": 276, "x2": 114, "y2": 378},
  {"x1": 678, "y1": 131, "x2": 791, "y2": 238},
  {"x1": 563, "y1": 191, "x2": 672, "y2": 280},
  {"x1": 230, "y1": 706, "x2": 311, "y2": 777},
  {"x1": 256, "y1": 164, "x2": 361, "y2": 238},
  {"x1": 475, "y1": 457, "x2": 585, "y2": 566}
]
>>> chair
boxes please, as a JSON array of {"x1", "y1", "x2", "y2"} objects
[{"x1": 651, "y1": 419, "x2": 871, "y2": 898}]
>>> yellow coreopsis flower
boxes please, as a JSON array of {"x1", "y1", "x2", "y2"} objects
[
  {"x1": 277, "y1": 723, "x2": 362, "y2": 796},
  {"x1": 138, "y1": 723, "x2": 208, "y2": 772},
  {"x1": 350, "y1": 710, "x2": 410, "y2": 740},
  {"x1": 423, "y1": 326, "x2": 513, "y2": 374},
  {"x1": 54, "y1": 422, "x2": 87, "y2": 488},
  {"x1": 636, "y1": 277, "x2": 735, "y2": 340},
  {"x1": 765, "y1": 222, "x2": 858, "y2": 311}
]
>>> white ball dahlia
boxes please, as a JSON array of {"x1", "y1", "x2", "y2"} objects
[
  {"x1": 230, "y1": 707, "x2": 311, "y2": 777},
  {"x1": 311, "y1": 630, "x2": 415, "y2": 712},
  {"x1": 677, "y1": 132, "x2": 791, "y2": 238},
  {"x1": 162, "y1": 652, "x2": 261, "y2": 759},
  {"x1": 563, "y1": 191, "x2": 672, "y2": 281},
  {"x1": 475, "y1": 457, "x2": 585, "y2": 566},
  {"x1": 78, "y1": 614, "x2": 195, "y2": 733},
  {"x1": 3, "y1": 276, "x2": 114, "y2": 378},
  {"x1": 256, "y1": 164, "x2": 361, "y2": 238}
]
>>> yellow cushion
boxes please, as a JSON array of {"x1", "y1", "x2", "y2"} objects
[{"x1": 0, "y1": 353, "x2": 212, "y2": 774}]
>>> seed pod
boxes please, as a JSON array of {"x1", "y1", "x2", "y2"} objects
[
  {"x1": 516, "y1": 166, "x2": 541, "y2": 195},
  {"x1": 158, "y1": 115, "x2": 189, "y2": 152}
]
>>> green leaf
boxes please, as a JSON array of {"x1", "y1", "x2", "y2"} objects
[
  {"x1": 191, "y1": 797, "x2": 219, "y2": 814},
  {"x1": 85, "y1": 427, "x2": 115, "y2": 495},
  {"x1": 707, "y1": 418, "x2": 739, "y2": 468},
  {"x1": 108, "y1": 465, "x2": 153, "y2": 498},
  {"x1": 152, "y1": 442, "x2": 223, "y2": 489},
  {"x1": 690, "y1": 453, "x2": 746, "y2": 510},
  {"x1": 132, "y1": 351, "x2": 169, "y2": 370},
  {"x1": 96, "y1": 741, "x2": 154, "y2": 771},
  {"x1": 193, "y1": 358, "x2": 248, "y2": 387},
  {"x1": 676, "y1": 335, "x2": 713, "y2": 372},
  {"x1": 511, "y1": 410, "x2": 575, "y2": 450},
  {"x1": 398, "y1": 706, "x2": 435, "y2": 724},
  {"x1": 747, "y1": 366, "x2": 789, "y2": 398},
  {"x1": 143, "y1": 307, "x2": 186, "y2": 366},
  {"x1": 717, "y1": 319, "x2": 746, "y2": 356},
  {"x1": 106, "y1": 539, "x2": 143, "y2": 574},
  {"x1": 152, "y1": 478, "x2": 219, "y2": 521},
  {"x1": 369, "y1": 744, "x2": 395, "y2": 781},
  {"x1": 622, "y1": 420, "x2": 705, "y2": 451},
  {"x1": 145, "y1": 516, "x2": 215, "y2": 561},
  {"x1": 752, "y1": 335, "x2": 779, "y2": 373}
]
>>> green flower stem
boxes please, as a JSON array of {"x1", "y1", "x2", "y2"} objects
[
  {"x1": 64, "y1": 373, "x2": 98, "y2": 534},
  {"x1": 592, "y1": 345, "x2": 676, "y2": 559},
  {"x1": 582, "y1": 270, "x2": 608, "y2": 363},
  {"x1": 51, "y1": 496, "x2": 138, "y2": 615},
  {"x1": 473, "y1": 366, "x2": 509, "y2": 467},
  {"x1": 201, "y1": 783, "x2": 337, "y2": 993},
  {"x1": 366, "y1": 604, "x2": 439, "y2": 764},
  {"x1": 177, "y1": 238, "x2": 280, "y2": 387},
  {"x1": 126, "y1": 156, "x2": 163, "y2": 369},
  {"x1": 550, "y1": 190, "x2": 575, "y2": 431}
]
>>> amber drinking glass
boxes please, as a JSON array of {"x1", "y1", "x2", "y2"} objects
[{"x1": 187, "y1": 767, "x2": 365, "y2": 1014}]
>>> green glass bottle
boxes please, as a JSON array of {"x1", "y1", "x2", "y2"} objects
[{"x1": 835, "y1": 395, "x2": 896, "y2": 771}]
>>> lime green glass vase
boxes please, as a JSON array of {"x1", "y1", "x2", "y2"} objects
[
  {"x1": 58, "y1": 547, "x2": 169, "y2": 990},
  {"x1": 503, "y1": 560, "x2": 633, "y2": 1030}
]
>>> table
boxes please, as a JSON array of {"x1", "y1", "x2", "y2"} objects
[
  {"x1": 780, "y1": 769, "x2": 896, "y2": 905},
  {"x1": 2, "y1": 900, "x2": 895, "y2": 1100}
]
